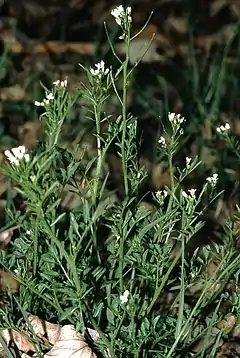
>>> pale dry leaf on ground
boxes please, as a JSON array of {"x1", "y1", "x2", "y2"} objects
[
  {"x1": 44, "y1": 325, "x2": 98, "y2": 358},
  {"x1": 27, "y1": 315, "x2": 61, "y2": 345},
  {"x1": 0, "y1": 328, "x2": 36, "y2": 352}
]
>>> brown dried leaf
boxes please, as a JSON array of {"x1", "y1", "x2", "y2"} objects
[
  {"x1": 44, "y1": 325, "x2": 97, "y2": 357},
  {"x1": 0, "y1": 329, "x2": 35, "y2": 352},
  {"x1": 18, "y1": 121, "x2": 43, "y2": 149},
  {"x1": 151, "y1": 163, "x2": 172, "y2": 190},
  {"x1": 0, "y1": 176, "x2": 7, "y2": 196},
  {"x1": 0, "y1": 226, "x2": 18, "y2": 250},
  {"x1": 27, "y1": 315, "x2": 60, "y2": 345},
  {"x1": 0, "y1": 269, "x2": 19, "y2": 292},
  {"x1": 0, "y1": 85, "x2": 26, "y2": 101},
  {"x1": 216, "y1": 315, "x2": 236, "y2": 332}
]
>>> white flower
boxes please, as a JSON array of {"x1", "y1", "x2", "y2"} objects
[
  {"x1": 5, "y1": 146, "x2": 30, "y2": 166},
  {"x1": 34, "y1": 100, "x2": 44, "y2": 107},
  {"x1": 186, "y1": 157, "x2": 192, "y2": 167},
  {"x1": 168, "y1": 112, "x2": 185, "y2": 126},
  {"x1": 216, "y1": 123, "x2": 230, "y2": 134},
  {"x1": 43, "y1": 99, "x2": 50, "y2": 105},
  {"x1": 46, "y1": 92, "x2": 54, "y2": 100},
  {"x1": 182, "y1": 189, "x2": 196, "y2": 199},
  {"x1": 156, "y1": 190, "x2": 168, "y2": 205},
  {"x1": 120, "y1": 290, "x2": 130, "y2": 304},
  {"x1": 206, "y1": 173, "x2": 218, "y2": 186},
  {"x1": 53, "y1": 80, "x2": 60, "y2": 86},
  {"x1": 60, "y1": 79, "x2": 68, "y2": 87},
  {"x1": 158, "y1": 136, "x2": 166, "y2": 147},
  {"x1": 53, "y1": 79, "x2": 67, "y2": 87},
  {"x1": 90, "y1": 60, "x2": 109, "y2": 79},
  {"x1": 188, "y1": 189, "x2": 196, "y2": 197},
  {"x1": 111, "y1": 5, "x2": 124, "y2": 25},
  {"x1": 111, "y1": 5, "x2": 131, "y2": 25},
  {"x1": 35, "y1": 90, "x2": 54, "y2": 107}
]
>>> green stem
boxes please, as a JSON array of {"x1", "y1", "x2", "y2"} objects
[
  {"x1": 168, "y1": 151, "x2": 174, "y2": 190},
  {"x1": 121, "y1": 35, "x2": 130, "y2": 198},
  {"x1": 93, "y1": 104, "x2": 103, "y2": 205},
  {"x1": 119, "y1": 232, "x2": 125, "y2": 292},
  {"x1": 91, "y1": 103, "x2": 103, "y2": 264},
  {"x1": 166, "y1": 150, "x2": 175, "y2": 213}
]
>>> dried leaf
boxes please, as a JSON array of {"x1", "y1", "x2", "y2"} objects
[
  {"x1": 0, "y1": 329, "x2": 35, "y2": 352},
  {"x1": 0, "y1": 85, "x2": 26, "y2": 101},
  {"x1": 18, "y1": 121, "x2": 43, "y2": 149},
  {"x1": 0, "y1": 226, "x2": 17, "y2": 250},
  {"x1": 44, "y1": 325, "x2": 97, "y2": 357},
  {"x1": 0, "y1": 269, "x2": 19, "y2": 292},
  {"x1": 151, "y1": 163, "x2": 172, "y2": 190},
  {"x1": 27, "y1": 315, "x2": 60, "y2": 345}
]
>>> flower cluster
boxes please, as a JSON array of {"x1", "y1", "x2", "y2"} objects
[
  {"x1": 34, "y1": 79, "x2": 67, "y2": 107},
  {"x1": 53, "y1": 79, "x2": 68, "y2": 88},
  {"x1": 206, "y1": 173, "x2": 218, "y2": 187},
  {"x1": 5, "y1": 145, "x2": 30, "y2": 166},
  {"x1": 216, "y1": 123, "x2": 230, "y2": 134},
  {"x1": 111, "y1": 5, "x2": 131, "y2": 26},
  {"x1": 156, "y1": 189, "x2": 168, "y2": 206},
  {"x1": 168, "y1": 112, "x2": 185, "y2": 127},
  {"x1": 182, "y1": 189, "x2": 196, "y2": 200},
  {"x1": 34, "y1": 92, "x2": 54, "y2": 107},
  {"x1": 158, "y1": 136, "x2": 166, "y2": 148},
  {"x1": 120, "y1": 290, "x2": 130, "y2": 304},
  {"x1": 90, "y1": 61, "x2": 110, "y2": 80},
  {"x1": 111, "y1": 5, "x2": 132, "y2": 39}
]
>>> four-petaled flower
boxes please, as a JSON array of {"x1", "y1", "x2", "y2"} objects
[
  {"x1": 206, "y1": 173, "x2": 218, "y2": 187},
  {"x1": 90, "y1": 61, "x2": 110, "y2": 79},
  {"x1": 5, "y1": 146, "x2": 30, "y2": 166}
]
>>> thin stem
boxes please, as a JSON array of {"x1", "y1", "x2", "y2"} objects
[
  {"x1": 93, "y1": 103, "x2": 103, "y2": 205},
  {"x1": 91, "y1": 103, "x2": 103, "y2": 264},
  {"x1": 119, "y1": 232, "x2": 125, "y2": 292},
  {"x1": 121, "y1": 33, "x2": 130, "y2": 198}
]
